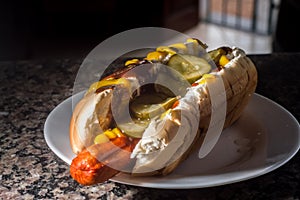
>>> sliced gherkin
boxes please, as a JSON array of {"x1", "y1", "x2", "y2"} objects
[
  {"x1": 130, "y1": 93, "x2": 179, "y2": 120},
  {"x1": 167, "y1": 54, "x2": 212, "y2": 84},
  {"x1": 120, "y1": 94, "x2": 178, "y2": 138},
  {"x1": 117, "y1": 119, "x2": 149, "y2": 138}
]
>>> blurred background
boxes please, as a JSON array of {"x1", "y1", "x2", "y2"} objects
[{"x1": 0, "y1": 0, "x2": 299, "y2": 61}]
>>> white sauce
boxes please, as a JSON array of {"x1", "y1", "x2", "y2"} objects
[{"x1": 131, "y1": 84, "x2": 203, "y2": 173}]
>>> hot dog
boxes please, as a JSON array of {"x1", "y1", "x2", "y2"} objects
[{"x1": 69, "y1": 38, "x2": 257, "y2": 185}]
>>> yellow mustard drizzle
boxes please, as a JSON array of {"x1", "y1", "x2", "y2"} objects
[{"x1": 87, "y1": 77, "x2": 130, "y2": 93}]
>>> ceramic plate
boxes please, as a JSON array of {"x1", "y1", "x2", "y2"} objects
[{"x1": 44, "y1": 93, "x2": 300, "y2": 189}]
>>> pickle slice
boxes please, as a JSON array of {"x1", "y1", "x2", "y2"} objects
[
  {"x1": 167, "y1": 54, "x2": 211, "y2": 83},
  {"x1": 120, "y1": 92, "x2": 178, "y2": 138},
  {"x1": 130, "y1": 93, "x2": 178, "y2": 120},
  {"x1": 117, "y1": 119, "x2": 149, "y2": 138}
]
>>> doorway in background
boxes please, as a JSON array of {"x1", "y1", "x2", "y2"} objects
[{"x1": 199, "y1": 0, "x2": 280, "y2": 35}]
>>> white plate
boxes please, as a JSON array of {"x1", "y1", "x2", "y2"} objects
[{"x1": 44, "y1": 93, "x2": 300, "y2": 189}]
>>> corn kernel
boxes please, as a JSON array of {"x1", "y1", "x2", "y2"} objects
[
  {"x1": 94, "y1": 133, "x2": 110, "y2": 144},
  {"x1": 112, "y1": 127, "x2": 125, "y2": 137},
  {"x1": 103, "y1": 130, "x2": 117, "y2": 139},
  {"x1": 219, "y1": 55, "x2": 230, "y2": 67}
]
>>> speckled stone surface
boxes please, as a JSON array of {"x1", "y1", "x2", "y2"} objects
[{"x1": 0, "y1": 54, "x2": 299, "y2": 200}]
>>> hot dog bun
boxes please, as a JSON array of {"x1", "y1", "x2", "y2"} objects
[{"x1": 69, "y1": 41, "x2": 257, "y2": 178}]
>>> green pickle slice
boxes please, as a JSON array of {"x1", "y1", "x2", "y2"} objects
[
  {"x1": 119, "y1": 93, "x2": 178, "y2": 138},
  {"x1": 167, "y1": 54, "x2": 211, "y2": 83},
  {"x1": 130, "y1": 94, "x2": 178, "y2": 120},
  {"x1": 117, "y1": 119, "x2": 149, "y2": 138}
]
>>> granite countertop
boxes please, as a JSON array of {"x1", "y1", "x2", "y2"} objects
[{"x1": 0, "y1": 53, "x2": 299, "y2": 199}]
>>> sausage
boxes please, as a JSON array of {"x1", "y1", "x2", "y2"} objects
[{"x1": 70, "y1": 137, "x2": 139, "y2": 185}]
